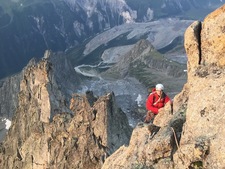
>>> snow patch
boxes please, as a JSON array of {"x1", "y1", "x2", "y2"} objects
[
  {"x1": 121, "y1": 11, "x2": 134, "y2": 23},
  {"x1": 135, "y1": 94, "x2": 142, "y2": 107},
  {"x1": 146, "y1": 8, "x2": 154, "y2": 21},
  {"x1": 2, "y1": 118, "x2": 11, "y2": 130}
]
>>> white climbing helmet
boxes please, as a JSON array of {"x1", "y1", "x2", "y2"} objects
[{"x1": 156, "y1": 84, "x2": 164, "y2": 91}]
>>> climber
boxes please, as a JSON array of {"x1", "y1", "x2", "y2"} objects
[{"x1": 144, "y1": 83, "x2": 172, "y2": 123}]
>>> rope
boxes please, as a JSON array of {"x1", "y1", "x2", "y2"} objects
[{"x1": 171, "y1": 127, "x2": 180, "y2": 150}]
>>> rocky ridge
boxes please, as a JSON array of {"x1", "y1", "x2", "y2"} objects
[
  {"x1": 102, "y1": 4, "x2": 225, "y2": 169},
  {"x1": 0, "y1": 50, "x2": 81, "y2": 141},
  {"x1": 103, "y1": 39, "x2": 187, "y2": 97},
  {"x1": 0, "y1": 57, "x2": 132, "y2": 168}
]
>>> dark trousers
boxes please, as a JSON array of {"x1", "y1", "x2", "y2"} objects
[{"x1": 144, "y1": 111, "x2": 155, "y2": 123}]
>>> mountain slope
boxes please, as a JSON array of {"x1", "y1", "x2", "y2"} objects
[
  {"x1": 102, "y1": 39, "x2": 186, "y2": 96},
  {"x1": 0, "y1": 0, "x2": 129, "y2": 79},
  {"x1": 0, "y1": 0, "x2": 224, "y2": 79}
]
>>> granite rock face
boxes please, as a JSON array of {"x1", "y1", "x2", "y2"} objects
[
  {"x1": 174, "y1": 4, "x2": 225, "y2": 169},
  {"x1": 0, "y1": 50, "x2": 81, "y2": 142},
  {"x1": 0, "y1": 58, "x2": 132, "y2": 169},
  {"x1": 102, "y1": 4, "x2": 225, "y2": 169}
]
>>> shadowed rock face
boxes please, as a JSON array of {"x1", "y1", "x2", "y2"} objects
[
  {"x1": 102, "y1": 4, "x2": 225, "y2": 169},
  {"x1": 0, "y1": 58, "x2": 132, "y2": 169},
  {"x1": 0, "y1": 74, "x2": 21, "y2": 118}
]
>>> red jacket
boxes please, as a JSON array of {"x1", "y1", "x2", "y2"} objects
[{"x1": 146, "y1": 91, "x2": 171, "y2": 114}]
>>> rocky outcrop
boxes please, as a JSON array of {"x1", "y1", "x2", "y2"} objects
[
  {"x1": 0, "y1": 50, "x2": 81, "y2": 142},
  {"x1": 102, "y1": 4, "x2": 225, "y2": 169},
  {"x1": 102, "y1": 100, "x2": 185, "y2": 169},
  {"x1": 173, "y1": 4, "x2": 225, "y2": 168},
  {"x1": 0, "y1": 57, "x2": 132, "y2": 169}
]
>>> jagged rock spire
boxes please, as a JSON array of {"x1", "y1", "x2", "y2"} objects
[{"x1": 0, "y1": 58, "x2": 132, "y2": 169}]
